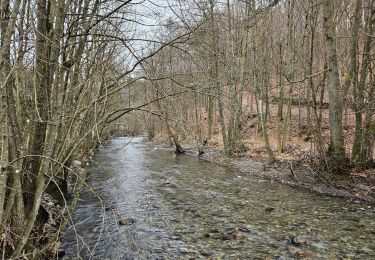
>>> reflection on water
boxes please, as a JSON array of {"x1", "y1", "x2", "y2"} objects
[{"x1": 62, "y1": 137, "x2": 375, "y2": 259}]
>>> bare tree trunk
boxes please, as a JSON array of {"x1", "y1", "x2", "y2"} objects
[
  {"x1": 342, "y1": 0, "x2": 362, "y2": 128},
  {"x1": 258, "y1": 98, "x2": 275, "y2": 161},
  {"x1": 323, "y1": 0, "x2": 347, "y2": 170},
  {"x1": 0, "y1": 0, "x2": 23, "y2": 236},
  {"x1": 308, "y1": 1, "x2": 325, "y2": 155},
  {"x1": 235, "y1": 0, "x2": 252, "y2": 149},
  {"x1": 352, "y1": 2, "x2": 374, "y2": 166},
  {"x1": 276, "y1": 42, "x2": 284, "y2": 153},
  {"x1": 361, "y1": 74, "x2": 375, "y2": 166}
]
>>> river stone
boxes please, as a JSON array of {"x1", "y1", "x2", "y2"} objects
[
  {"x1": 119, "y1": 217, "x2": 136, "y2": 225},
  {"x1": 296, "y1": 251, "x2": 312, "y2": 258},
  {"x1": 221, "y1": 234, "x2": 232, "y2": 240},
  {"x1": 162, "y1": 179, "x2": 177, "y2": 187},
  {"x1": 291, "y1": 235, "x2": 309, "y2": 246},
  {"x1": 311, "y1": 242, "x2": 328, "y2": 250},
  {"x1": 200, "y1": 251, "x2": 213, "y2": 257},
  {"x1": 233, "y1": 231, "x2": 246, "y2": 240},
  {"x1": 239, "y1": 226, "x2": 250, "y2": 232},
  {"x1": 153, "y1": 248, "x2": 163, "y2": 254},
  {"x1": 179, "y1": 247, "x2": 198, "y2": 255},
  {"x1": 359, "y1": 246, "x2": 373, "y2": 254},
  {"x1": 57, "y1": 249, "x2": 66, "y2": 258},
  {"x1": 193, "y1": 213, "x2": 201, "y2": 218},
  {"x1": 287, "y1": 246, "x2": 306, "y2": 256},
  {"x1": 171, "y1": 234, "x2": 182, "y2": 240},
  {"x1": 73, "y1": 160, "x2": 82, "y2": 166},
  {"x1": 265, "y1": 207, "x2": 275, "y2": 213}
]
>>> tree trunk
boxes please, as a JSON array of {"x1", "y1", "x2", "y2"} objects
[
  {"x1": 323, "y1": 0, "x2": 346, "y2": 170},
  {"x1": 352, "y1": 3, "x2": 374, "y2": 166}
]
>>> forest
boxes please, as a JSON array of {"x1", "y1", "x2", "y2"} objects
[{"x1": 0, "y1": 0, "x2": 375, "y2": 258}]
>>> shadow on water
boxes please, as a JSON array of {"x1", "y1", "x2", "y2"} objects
[{"x1": 62, "y1": 137, "x2": 375, "y2": 259}]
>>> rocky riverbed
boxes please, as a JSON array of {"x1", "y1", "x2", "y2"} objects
[{"x1": 62, "y1": 137, "x2": 375, "y2": 259}]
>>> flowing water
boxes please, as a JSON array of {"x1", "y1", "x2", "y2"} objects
[{"x1": 62, "y1": 137, "x2": 375, "y2": 259}]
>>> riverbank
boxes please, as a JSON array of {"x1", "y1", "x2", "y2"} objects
[
  {"x1": 151, "y1": 141, "x2": 375, "y2": 205},
  {"x1": 36, "y1": 153, "x2": 93, "y2": 258}
]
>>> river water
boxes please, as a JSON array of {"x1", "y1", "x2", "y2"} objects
[{"x1": 62, "y1": 137, "x2": 375, "y2": 259}]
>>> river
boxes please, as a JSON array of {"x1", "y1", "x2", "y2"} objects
[{"x1": 62, "y1": 137, "x2": 375, "y2": 259}]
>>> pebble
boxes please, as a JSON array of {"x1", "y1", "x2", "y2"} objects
[
  {"x1": 221, "y1": 234, "x2": 232, "y2": 240},
  {"x1": 57, "y1": 250, "x2": 66, "y2": 258},
  {"x1": 171, "y1": 234, "x2": 182, "y2": 240},
  {"x1": 360, "y1": 246, "x2": 373, "y2": 254},
  {"x1": 153, "y1": 248, "x2": 163, "y2": 254},
  {"x1": 179, "y1": 247, "x2": 198, "y2": 255},
  {"x1": 296, "y1": 251, "x2": 312, "y2": 258},
  {"x1": 311, "y1": 242, "x2": 328, "y2": 250},
  {"x1": 118, "y1": 217, "x2": 136, "y2": 225},
  {"x1": 340, "y1": 237, "x2": 349, "y2": 243},
  {"x1": 233, "y1": 231, "x2": 246, "y2": 240},
  {"x1": 291, "y1": 235, "x2": 309, "y2": 246},
  {"x1": 200, "y1": 251, "x2": 213, "y2": 257},
  {"x1": 73, "y1": 160, "x2": 82, "y2": 166},
  {"x1": 179, "y1": 247, "x2": 189, "y2": 254},
  {"x1": 239, "y1": 227, "x2": 250, "y2": 232}
]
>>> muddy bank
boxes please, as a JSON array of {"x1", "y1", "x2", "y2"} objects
[{"x1": 152, "y1": 142, "x2": 375, "y2": 204}]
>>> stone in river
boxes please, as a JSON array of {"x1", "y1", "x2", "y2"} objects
[
  {"x1": 119, "y1": 217, "x2": 136, "y2": 225},
  {"x1": 179, "y1": 248, "x2": 189, "y2": 254},
  {"x1": 233, "y1": 231, "x2": 246, "y2": 240},
  {"x1": 239, "y1": 226, "x2": 250, "y2": 232},
  {"x1": 296, "y1": 251, "x2": 312, "y2": 258},
  {"x1": 179, "y1": 247, "x2": 198, "y2": 256},
  {"x1": 73, "y1": 160, "x2": 82, "y2": 166},
  {"x1": 288, "y1": 246, "x2": 309, "y2": 256},
  {"x1": 311, "y1": 242, "x2": 328, "y2": 250},
  {"x1": 221, "y1": 234, "x2": 232, "y2": 241},
  {"x1": 171, "y1": 234, "x2": 182, "y2": 240},
  {"x1": 57, "y1": 249, "x2": 66, "y2": 258},
  {"x1": 200, "y1": 251, "x2": 213, "y2": 257},
  {"x1": 290, "y1": 235, "x2": 309, "y2": 246}
]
